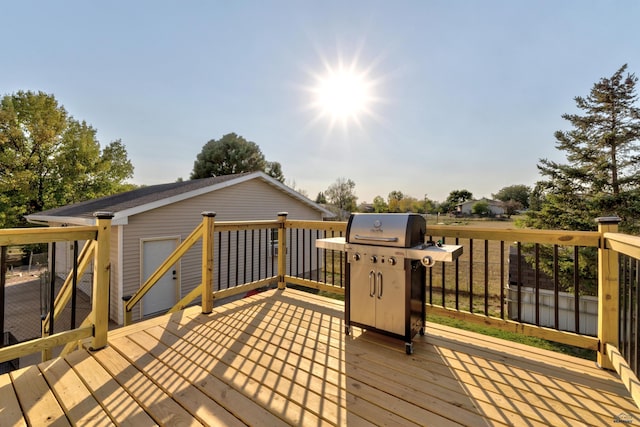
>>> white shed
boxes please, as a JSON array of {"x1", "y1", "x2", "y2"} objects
[{"x1": 27, "y1": 172, "x2": 334, "y2": 324}]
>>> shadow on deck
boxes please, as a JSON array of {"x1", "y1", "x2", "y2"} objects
[{"x1": 1, "y1": 288, "x2": 638, "y2": 426}]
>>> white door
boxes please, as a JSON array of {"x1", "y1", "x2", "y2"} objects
[{"x1": 142, "y1": 238, "x2": 179, "y2": 317}]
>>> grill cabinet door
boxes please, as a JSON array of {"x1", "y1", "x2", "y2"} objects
[
  {"x1": 348, "y1": 251, "x2": 407, "y2": 336},
  {"x1": 374, "y1": 263, "x2": 406, "y2": 336},
  {"x1": 349, "y1": 256, "x2": 376, "y2": 327}
]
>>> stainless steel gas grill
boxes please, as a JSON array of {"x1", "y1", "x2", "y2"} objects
[{"x1": 316, "y1": 213, "x2": 463, "y2": 354}]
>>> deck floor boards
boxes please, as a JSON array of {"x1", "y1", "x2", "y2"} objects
[{"x1": 1, "y1": 288, "x2": 639, "y2": 426}]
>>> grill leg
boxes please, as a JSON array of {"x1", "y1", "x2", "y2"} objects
[{"x1": 405, "y1": 342, "x2": 413, "y2": 355}]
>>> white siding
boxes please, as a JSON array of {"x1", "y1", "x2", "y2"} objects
[
  {"x1": 110, "y1": 226, "x2": 123, "y2": 324},
  {"x1": 119, "y1": 178, "x2": 323, "y2": 322}
]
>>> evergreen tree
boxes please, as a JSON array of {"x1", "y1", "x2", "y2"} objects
[
  {"x1": 526, "y1": 64, "x2": 640, "y2": 232},
  {"x1": 315, "y1": 192, "x2": 327, "y2": 204},
  {"x1": 521, "y1": 65, "x2": 640, "y2": 295}
]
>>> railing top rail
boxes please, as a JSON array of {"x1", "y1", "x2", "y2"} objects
[
  {"x1": 604, "y1": 232, "x2": 640, "y2": 259},
  {"x1": 272, "y1": 219, "x2": 602, "y2": 246},
  {"x1": 213, "y1": 220, "x2": 281, "y2": 232},
  {"x1": 428, "y1": 225, "x2": 600, "y2": 247},
  {"x1": 285, "y1": 220, "x2": 347, "y2": 232},
  {"x1": 0, "y1": 225, "x2": 99, "y2": 246}
]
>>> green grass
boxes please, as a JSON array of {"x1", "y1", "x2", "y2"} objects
[{"x1": 427, "y1": 312, "x2": 596, "y2": 361}]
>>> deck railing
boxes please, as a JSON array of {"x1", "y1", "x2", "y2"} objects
[
  {"x1": 2, "y1": 212, "x2": 640, "y2": 404},
  {"x1": 422, "y1": 224, "x2": 602, "y2": 351},
  {"x1": 0, "y1": 212, "x2": 113, "y2": 366},
  {"x1": 143, "y1": 213, "x2": 627, "y2": 369}
]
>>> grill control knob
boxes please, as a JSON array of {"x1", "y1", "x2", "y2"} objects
[
  {"x1": 352, "y1": 253, "x2": 361, "y2": 262},
  {"x1": 388, "y1": 257, "x2": 397, "y2": 266},
  {"x1": 421, "y1": 255, "x2": 435, "y2": 268},
  {"x1": 370, "y1": 255, "x2": 377, "y2": 263}
]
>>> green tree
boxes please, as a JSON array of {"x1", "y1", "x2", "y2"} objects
[
  {"x1": 492, "y1": 185, "x2": 531, "y2": 209},
  {"x1": 471, "y1": 200, "x2": 490, "y2": 216},
  {"x1": 315, "y1": 192, "x2": 327, "y2": 204},
  {"x1": 387, "y1": 190, "x2": 404, "y2": 212},
  {"x1": 398, "y1": 196, "x2": 422, "y2": 213},
  {"x1": 423, "y1": 198, "x2": 437, "y2": 214},
  {"x1": 372, "y1": 196, "x2": 388, "y2": 212},
  {"x1": 191, "y1": 133, "x2": 285, "y2": 181},
  {"x1": 501, "y1": 199, "x2": 523, "y2": 218},
  {"x1": 388, "y1": 191, "x2": 404, "y2": 202},
  {"x1": 325, "y1": 178, "x2": 357, "y2": 219},
  {"x1": 448, "y1": 189, "x2": 473, "y2": 204},
  {"x1": 525, "y1": 64, "x2": 640, "y2": 233},
  {"x1": 440, "y1": 189, "x2": 473, "y2": 213},
  {"x1": 521, "y1": 65, "x2": 640, "y2": 296},
  {"x1": 0, "y1": 91, "x2": 134, "y2": 228},
  {"x1": 265, "y1": 161, "x2": 285, "y2": 183}
]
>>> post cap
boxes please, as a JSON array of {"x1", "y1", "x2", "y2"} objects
[
  {"x1": 201, "y1": 211, "x2": 217, "y2": 217},
  {"x1": 93, "y1": 211, "x2": 114, "y2": 219},
  {"x1": 595, "y1": 216, "x2": 622, "y2": 224},
  {"x1": 278, "y1": 212, "x2": 288, "y2": 217}
]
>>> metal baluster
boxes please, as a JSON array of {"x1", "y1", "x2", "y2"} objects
[
  {"x1": 71, "y1": 241, "x2": 78, "y2": 329},
  {"x1": 554, "y1": 244, "x2": 559, "y2": 329},
  {"x1": 500, "y1": 240, "x2": 505, "y2": 319},
  {"x1": 573, "y1": 246, "x2": 580, "y2": 334},
  {"x1": 49, "y1": 242, "x2": 56, "y2": 334}
]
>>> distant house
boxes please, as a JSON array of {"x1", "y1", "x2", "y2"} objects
[
  {"x1": 455, "y1": 198, "x2": 505, "y2": 216},
  {"x1": 27, "y1": 172, "x2": 334, "y2": 324}
]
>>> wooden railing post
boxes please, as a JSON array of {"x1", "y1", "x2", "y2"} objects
[
  {"x1": 277, "y1": 212, "x2": 288, "y2": 290},
  {"x1": 122, "y1": 295, "x2": 132, "y2": 326},
  {"x1": 597, "y1": 216, "x2": 621, "y2": 370},
  {"x1": 201, "y1": 212, "x2": 216, "y2": 314},
  {"x1": 90, "y1": 211, "x2": 113, "y2": 350}
]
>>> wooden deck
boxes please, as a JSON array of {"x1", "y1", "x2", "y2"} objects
[{"x1": 1, "y1": 288, "x2": 639, "y2": 426}]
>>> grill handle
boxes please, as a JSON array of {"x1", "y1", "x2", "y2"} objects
[
  {"x1": 377, "y1": 272, "x2": 383, "y2": 299},
  {"x1": 369, "y1": 271, "x2": 375, "y2": 297},
  {"x1": 354, "y1": 235, "x2": 398, "y2": 242}
]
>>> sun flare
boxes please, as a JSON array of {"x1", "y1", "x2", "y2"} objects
[{"x1": 310, "y1": 64, "x2": 376, "y2": 128}]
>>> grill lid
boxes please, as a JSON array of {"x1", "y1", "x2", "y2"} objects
[{"x1": 346, "y1": 213, "x2": 426, "y2": 248}]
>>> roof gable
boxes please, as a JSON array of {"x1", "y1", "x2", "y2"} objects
[{"x1": 27, "y1": 172, "x2": 334, "y2": 225}]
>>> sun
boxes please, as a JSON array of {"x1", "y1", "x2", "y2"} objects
[
  {"x1": 310, "y1": 64, "x2": 376, "y2": 129},
  {"x1": 315, "y1": 68, "x2": 371, "y2": 118}
]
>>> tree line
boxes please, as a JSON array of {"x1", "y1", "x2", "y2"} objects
[{"x1": 314, "y1": 182, "x2": 531, "y2": 219}]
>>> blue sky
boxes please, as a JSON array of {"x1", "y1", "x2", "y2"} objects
[{"x1": 3, "y1": 1, "x2": 639, "y2": 204}]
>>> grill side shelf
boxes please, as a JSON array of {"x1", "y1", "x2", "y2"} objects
[
  {"x1": 315, "y1": 237, "x2": 346, "y2": 251},
  {"x1": 404, "y1": 244, "x2": 463, "y2": 263},
  {"x1": 315, "y1": 237, "x2": 463, "y2": 263}
]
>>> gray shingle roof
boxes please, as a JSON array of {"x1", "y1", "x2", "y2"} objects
[
  {"x1": 27, "y1": 172, "x2": 335, "y2": 225},
  {"x1": 30, "y1": 173, "x2": 251, "y2": 220}
]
